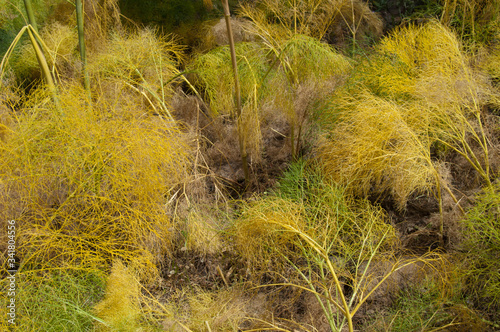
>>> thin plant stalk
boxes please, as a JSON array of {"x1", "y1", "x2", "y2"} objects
[
  {"x1": 275, "y1": 223, "x2": 354, "y2": 331},
  {"x1": 26, "y1": 26, "x2": 62, "y2": 114},
  {"x1": 222, "y1": 0, "x2": 250, "y2": 186},
  {"x1": 26, "y1": 27, "x2": 55, "y2": 90},
  {"x1": 23, "y1": 0, "x2": 38, "y2": 33},
  {"x1": 76, "y1": 0, "x2": 91, "y2": 97}
]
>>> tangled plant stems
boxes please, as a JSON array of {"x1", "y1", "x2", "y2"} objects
[{"x1": 234, "y1": 164, "x2": 435, "y2": 331}]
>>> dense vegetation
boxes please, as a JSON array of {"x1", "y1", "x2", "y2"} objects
[{"x1": 1, "y1": 0, "x2": 500, "y2": 331}]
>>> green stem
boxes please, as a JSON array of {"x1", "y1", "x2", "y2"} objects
[
  {"x1": 76, "y1": 0, "x2": 91, "y2": 97},
  {"x1": 23, "y1": 0, "x2": 38, "y2": 33},
  {"x1": 222, "y1": 0, "x2": 250, "y2": 187}
]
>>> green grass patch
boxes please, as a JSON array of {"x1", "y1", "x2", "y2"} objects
[
  {"x1": 1, "y1": 269, "x2": 105, "y2": 331},
  {"x1": 461, "y1": 183, "x2": 500, "y2": 313}
]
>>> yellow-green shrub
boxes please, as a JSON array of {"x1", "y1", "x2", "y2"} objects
[
  {"x1": 90, "y1": 28, "x2": 185, "y2": 120},
  {"x1": 273, "y1": 34, "x2": 351, "y2": 84},
  {"x1": 0, "y1": 83, "x2": 191, "y2": 278},
  {"x1": 183, "y1": 208, "x2": 225, "y2": 256},
  {"x1": 191, "y1": 42, "x2": 269, "y2": 117},
  {"x1": 379, "y1": 22, "x2": 464, "y2": 76},
  {"x1": 191, "y1": 42, "x2": 269, "y2": 161},
  {"x1": 233, "y1": 161, "x2": 399, "y2": 331},
  {"x1": 234, "y1": 161, "x2": 397, "y2": 271},
  {"x1": 354, "y1": 21, "x2": 469, "y2": 101},
  {"x1": 318, "y1": 92, "x2": 438, "y2": 210},
  {"x1": 482, "y1": 45, "x2": 500, "y2": 83},
  {"x1": 319, "y1": 22, "x2": 497, "y2": 213},
  {"x1": 379, "y1": 21, "x2": 495, "y2": 187}
]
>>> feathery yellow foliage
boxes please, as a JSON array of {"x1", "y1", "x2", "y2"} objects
[
  {"x1": 191, "y1": 42, "x2": 268, "y2": 117},
  {"x1": 234, "y1": 180, "x2": 396, "y2": 271},
  {"x1": 90, "y1": 28, "x2": 185, "y2": 120},
  {"x1": 0, "y1": 82, "x2": 191, "y2": 278},
  {"x1": 482, "y1": 45, "x2": 500, "y2": 83},
  {"x1": 380, "y1": 22, "x2": 464, "y2": 76},
  {"x1": 357, "y1": 21, "x2": 468, "y2": 100},
  {"x1": 379, "y1": 22, "x2": 494, "y2": 187},
  {"x1": 376, "y1": 21, "x2": 491, "y2": 106},
  {"x1": 322, "y1": 22, "x2": 496, "y2": 214},
  {"x1": 158, "y1": 287, "x2": 246, "y2": 331},
  {"x1": 276, "y1": 34, "x2": 351, "y2": 84},
  {"x1": 93, "y1": 260, "x2": 141, "y2": 331},
  {"x1": 318, "y1": 93, "x2": 438, "y2": 210},
  {"x1": 192, "y1": 42, "x2": 267, "y2": 161},
  {"x1": 234, "y1": 196, "x2": 307, "y2": 268},
  {"x1": 233, "y1": 166, "x2": 398, "y2": 331},
  {"x1": 184, "y1": 209, "x2": 224, "y2": 256},
  {"x1": 263, "y1": 34, "x2": 350, "y2": 157}
]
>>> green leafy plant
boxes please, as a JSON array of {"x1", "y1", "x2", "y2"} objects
[{"x1": 0, "y1": 269, "x2": 105, "y2": 331}]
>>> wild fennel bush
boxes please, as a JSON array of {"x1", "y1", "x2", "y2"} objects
[
  {"x1": 318, "y1": 21, "x2": 496, "y2": 222},
  {"x1": 191, "y1": 42, "x2": 269, "y2": 117},
  {"x1": 235, "y1": 160, "x2": 396, "y2": 269},
  {"x1": 234, "y1": 160, "x2": 400, "y2": 331},
  {"x1": 0, "y1": 83, "x2": 192, "y2": 279}
]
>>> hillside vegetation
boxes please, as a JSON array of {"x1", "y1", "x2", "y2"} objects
[{"x1": 1, "y1": 0, "x2": 500, "y2": 331}]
